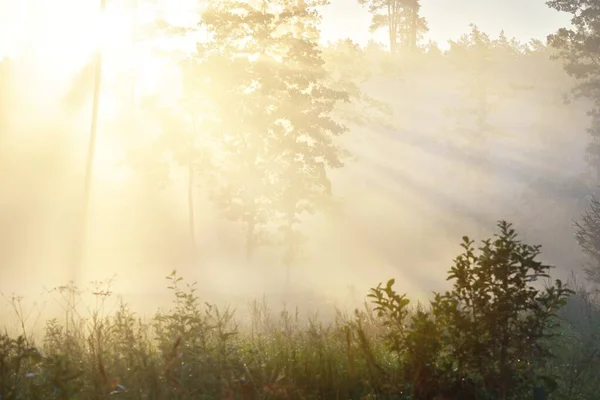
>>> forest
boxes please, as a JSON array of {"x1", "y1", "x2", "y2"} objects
[{"x1": 1, "y1": 0, "x2": 600, "y2": 398}]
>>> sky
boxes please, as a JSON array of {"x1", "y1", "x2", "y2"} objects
[
  {"x1": 321, "y1": 0, "x2": 572, "y2": 48},
  {"x1": 0, "y1": 0, "x2": 569, "y2": 61},
  {"x1": 0, "y1": 0, "x2": 574, "y2": 59}
]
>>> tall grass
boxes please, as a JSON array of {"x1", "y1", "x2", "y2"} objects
[
  {"x1": 0, "y1": 271, "x2": 404, "y2": 400},
  {"x1": 0, "y1": 270, "x2": 598, "y2": 399}
]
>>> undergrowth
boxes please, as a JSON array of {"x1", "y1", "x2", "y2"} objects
[{"x1": 1, "y1": 221, "x2": 599, "y2": 400}]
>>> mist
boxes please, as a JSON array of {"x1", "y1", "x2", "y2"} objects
[{"x1": 0, "y1": 0, "x2": 593, "y2": 336}]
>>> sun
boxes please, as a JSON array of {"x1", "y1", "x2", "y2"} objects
[
  {"x1": 4, "y1": 0, "x2": 198, "y2": 181},
  {"x1": 1, "y1": 0, "x2": 202, "y2": 181}
]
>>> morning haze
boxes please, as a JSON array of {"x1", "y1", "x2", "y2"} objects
[{"x1": 0, "y1": 0, "x2": 593, "y2": 337}]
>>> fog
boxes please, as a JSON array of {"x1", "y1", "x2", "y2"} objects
[{"x1": 0, "y1": 0, "x2": 593, "y2": 335}]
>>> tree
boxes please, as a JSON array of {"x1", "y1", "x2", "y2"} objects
[
  {"x1": 70, "y1": 0, "x2": 107, "y2": 288},
  {"x1": 140, "y1": 102, "x2": 215, "y2": 256},
  {"x1": 446, "y1": 26, "x2": 520, "y2": 145},
  {"x1": 446, "y1": 26, "x2": 527, "y2": 203},
  {"x1": 195, "y1": 0, "x2": 350, "y2": 266},
  {"x1": 574, "y1": 195, "x2": 600, "y2": 283},
  {"x1": 122, "y1": 3, "x2": 207, "y2": 258},
  {"x1": 548, "y1": 279, "x2": 600, "y2": 400},
  {"x1": 547, "y1": 0, "x2": 600, "y2": 183},
  {"x1": 357, "y1": 0, "x2": 428, "y2": 53},
  {"x1": 321, "y1": 39, "x2": 392, "y2": 129}
]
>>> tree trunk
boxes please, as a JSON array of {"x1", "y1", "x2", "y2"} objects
[
  {"x1": 129, "y1": 0, "x2": 137, "y2": 119},
  {"x1": 71, "y1": 0, "x2": 106, "y2": 285},
  {"x1": 409, "y1": 0, "x2": 417, "y2": 50},
  {"x1": 499, "y1": 265, "x2": 510, "y2": 400},
  {"x1": 245, "y1": 207, "x2": 256, "y2": 262},
  {"x1": 0, "y1": 57, "x2": 11, "y2": 145},
  {"x1": 187, "y1": 160, "x2": 196, "y2": 256},
  {"x1": 283, "y1": 206, "x2": 299, "y2": 292},
  {"x1": 387, "y1": 1, "x2": 398, "y2": 53}
]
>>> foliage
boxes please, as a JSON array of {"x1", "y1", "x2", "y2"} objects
[
  {"x1": 192, "y1": 0, "x2": 351, "y2": 262},
  {"x1": 446, "y1": 25, "x2": 529, "y2": 145},
  {"x1": 444, "y1": 26, "x2": 536, "y2": 208},
  {"x1": 0, "y1": 222, "x2": 596, "y2": 400},
  {"x1": 357, "y1": 0, "x2": 428, "y2": 53},
  {"x1": 432, "y1": 221, "x2": 572, "y2": 399},
  {"x1": 574, "y1": 195, "x2": 600, "y2": 283},
  {"x1": 321, "y1": 39, "x2": 393, "y2": 129},
  {"x1": 369, "y1": 221, "x2": 573, "y2": 400},
  {"x1": 545, "y1": 279, "x2": 600, "y2": 400},
  {"x1": 4, "y1": 1, "x2": 600, "y2": 398},
  {"x1": 547, "y1": 0, "x2": 600, "y2": 178}
]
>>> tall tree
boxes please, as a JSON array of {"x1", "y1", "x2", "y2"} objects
[
  {"x1": 358, "y1": 0, "x2": 428, "y2": 53},
  {"x1": 574, "y1": 195, "x2": 600, "y2": 284},
  {"x1": 139, "y1": 102, "x2": 215, "y2": 256},
  {"x1": 547, "y1": 0, "x2": 600, "y2": 183},
  {"x1": 123, "y1": 2, "x2": 204, "y2": 258},
  {"x1": 321, "y1": 39, "x2": 392, "y2": 129},
  {"x1": 70, "y1": 0, "x2": 107, "y2": 287},
  {"x1": 194, "y1": 0, "x2": 350, "y2": 267},
  {"x1": 445, "y1": 25, "x2": 497, "y2": 204},
  {"x1": 447, "y1": 26, "x2": 496, "y2": 144},
  {"x1": 446, "y1": 26, "x2": 525, "y2": 202}
]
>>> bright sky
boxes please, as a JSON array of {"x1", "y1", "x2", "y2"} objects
[
  {"x1": 0, "y1": 0, "x2": 573, "y2": 61},
  {"x1": 321, "y1": 0, "x2": 572, "y2": 48},
  {"x1": 0, "y1": 0, "x2": 569, "y2": 58},
  {"x1": 0, "y1": 0, "x2": 575, "y2": 156}
]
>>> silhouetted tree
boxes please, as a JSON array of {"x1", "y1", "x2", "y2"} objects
[
  {"x1": 357, "y1": 0, "x2": 428, "y2": 53},
  {"x1": 574, "y1": 195, "x2": 600, "y2": 283},
  {"x1": 547, "y1": 0, "x2": 600, "y2": 182},
  {"x1": 70, "y1": 0, "x2": 107, "y2": 289}
]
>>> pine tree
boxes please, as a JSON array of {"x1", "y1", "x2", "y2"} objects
[{"x1": 357, "y1": 0, "x2": 428, "y2": 53}]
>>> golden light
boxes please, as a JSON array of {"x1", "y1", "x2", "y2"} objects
[
  {"x1": 28, "y1": 0, "x2": 195, "y2": 181},
  {"x1": 1, "y1": 0, "x2": 205, "y2": 183}
]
